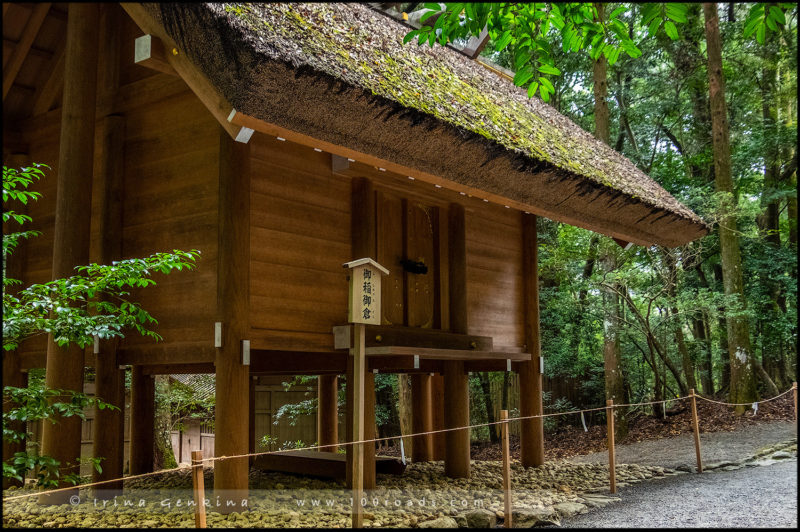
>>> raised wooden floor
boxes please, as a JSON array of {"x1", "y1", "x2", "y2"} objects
[{"x1": 252, "y1": 450, "x2": 406, "y2": 479}]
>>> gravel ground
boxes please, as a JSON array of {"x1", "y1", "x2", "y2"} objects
[
  {"x1": 570, "y1": 420, "x2": 797, "y2": 469},
  {"x1": 553, "y1": 457, "x2": 798, "y2": 528}
]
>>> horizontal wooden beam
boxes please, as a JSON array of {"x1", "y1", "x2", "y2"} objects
[
  {"x1": 333, "y1": 324, "x2": 493, "y2": 351},
  {"x1": 360, "y1": 345, "x2": 531, "y2": 362},
  {"x1": 139, "y1": 363, "x2": 215, "y2": 375},
  {"x1": 134, "y1": 34, "x2": 177, "y2": 76},
  {"x1": 121, "y1": 4, "x2": 252, "y2": 143}
]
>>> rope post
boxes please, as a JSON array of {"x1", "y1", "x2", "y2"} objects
[
  {"x1": 606, "y1": 399, "x2": 616, "y2": 494},
  {"x1": 191, "y1": 450, "x2": 207, "y2": 528},
  {"x1": 793, "y1": 382, "x2": 797, "y2": 422},
  {"x1": 690, "y1": 389, "x2": 703, "y2": 473},
  {"x1": 500, "y1": 410, "x2": 512, "y2": 528}
]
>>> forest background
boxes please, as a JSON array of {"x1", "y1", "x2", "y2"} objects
[{"x1": 284, "y1": 1, "x2": 797, "y2": 449}]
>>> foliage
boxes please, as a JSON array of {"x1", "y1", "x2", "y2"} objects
[
  {"x1": 402, "y1": 3, "x2": 689, "y2": 101},
  {"x1": 2, "y1": 382, "x2": 115, "y2": 487},
  {"x1": 2, "y1": 164, "x2": 202, "y2": 485}
]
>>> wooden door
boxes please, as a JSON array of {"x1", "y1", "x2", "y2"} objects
[{"x1": 376, "y1": 190, "x2": 442, "y2": 329}]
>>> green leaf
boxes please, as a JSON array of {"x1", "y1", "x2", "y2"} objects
[
  {"x1": 647, "y1": 17, "x2": 661, "y2": 37},
  {"x1": 538, "y1": 76, "x2": 554, "y2": 92},
  {"x1": 664, "y1": 20, "x2": 679, "y2": 40},
  {"x1": 538, "y1": 63, "x2": 561, "y2": 76},
  {"x1": 665, "y1": 4, "x2": 688, "y2": 23},
  {"x1": 403, "y1": 30, "x2": 418, "y2": 44},
  {"x1": 495, "y1": 30, "x2": 513, "y2": 51},
  {"x1": 769, "y1": 6, "x2": 786, "y2": 25},
  {"x1": 765, "y1": 15, "x2": 778, "y2": 32},
  {"x1": 513, "y1": 68, "x2": 535, "y2": 87},
  {"x1": 539, "y1": 84, "x2": 551, "y2": 102},
  {"x1": 756, "y1": 22, "x2": 766, "y2": 44},
  {"x1": 527, "y1": 81, "x2": 539, "y2": 98},
  {"x1": 609, "y1": 6, "x2": 627, "y2": 20}
]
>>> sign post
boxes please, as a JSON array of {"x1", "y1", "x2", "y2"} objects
[{"x1": 343, "y1": 258, "x2": 388, "y2": 528}]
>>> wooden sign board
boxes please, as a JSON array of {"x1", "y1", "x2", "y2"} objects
[{"x1": 343, "y1": 258, "x2": 389, "y2": 325}]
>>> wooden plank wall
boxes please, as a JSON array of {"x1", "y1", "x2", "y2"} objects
[
  {"x1": 10, "y1": 11, "x2": 219, "y2": 367},
  {"x1": 248, "y1": 135, "x2": 351, "y2": 351},
  {"x1": 247, "y1": 132, "x2": 525, "y2": 353}
]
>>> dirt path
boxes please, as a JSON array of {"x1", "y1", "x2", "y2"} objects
[
  {"x1": 553, "y1": 457, "x2": 797, "y2": 528},
  {"x1": 569, "y1": 420, "x2": 796, "y2": 469}
]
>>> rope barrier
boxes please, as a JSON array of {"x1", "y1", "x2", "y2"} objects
[
  {"x1": 694, "y1": 387, "x2": 795, "y2": 406},
  {"x1": 3, "y1": 385, "x2": 794, "y2": 503}
]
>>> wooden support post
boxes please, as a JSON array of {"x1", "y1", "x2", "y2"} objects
[
  {"x1": 191, "y1": 450, "x2": 207, "y2": 528},
  {"x1": 249, "y1": 376, "x2": 256, "y2": 458},
  {"x1": 690, "y1": 389, "x2": 703, "y2": 473},
  {"x1": 347, "y1": 176, "x2": 376, "y2": 492},
  {"x1": 501, "y1": 410, "x2": 512, "y2": 528},
  {"x1": 444, "y1": 360, "x2": 470, "y2": 478},
  {"x1": 39, "y1": 4, "x2": 99, "y2": 504},
  {"x1": 351, "y1": 323, "x2": 366, "y2": 528},
  {"x1": 129, "y1": 365, "x2": 155, "y2": 474},
  {"x1": 606, "y1": 399, "x2": 616, "y2": 494},
  {"x1": 213, "y1": 128, "x2": 251, "y2": 512},
  {"x1": 793, "y1": 382, "x2": 798, "y2": 421},
  {"x1": 2, "y1": 152, "x2": 28, "y2": 489},
  {"x1": 520, "y1": 213, "x2": 545, "y2": 467},
  {"x1": 411, "y1": 374, "x2": 433, "y2": 462},
  {"x1": 364, "y1": 371, "x2": 376, "y2": 490},
  {"x1": 318, "y1": 375, "x2": 339, "y2": 452},
  {"x1": 431, "y1": 374, "x2": 446, "y2": 461},
  {"x1": 445, "y1": 203, "x2": 470, "y2": 478},
  {"x1": 2, "y1": 353, "x2": 26, "y2": 489},
  {"x1": 91, "y1": 111, "x2": 126, "y2": 497}
]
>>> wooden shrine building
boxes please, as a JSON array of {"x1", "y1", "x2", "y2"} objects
[{"x1": 2, "y1": 3, "x2": 708, "y2": 507}]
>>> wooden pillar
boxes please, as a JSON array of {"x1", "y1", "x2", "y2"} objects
[
  {"x1": 347, "y1": 176, "x2": 377, "y2": 489},
  {"x1": 249, "y1": 376, "x2": 256, "y2": 457},
  {"x1": 213, "y1": 128, "x2": 251, "y2": 512},
  {"x1": 91, "y1": 107, "x2": 126, "y2": 497},
  {"x1": 445, "y1": 203, "x2": 470, "y2": 478},
  {"x1": 92, "y1": 5, "x2": 125, "y2": 496},
  {"x1": 3, "y1": 151, "x2": 29, "y2": 490},
  {"x1": 430, "y1": 374, "x2": 446, "y2": 460},
  {"x1": 317, "y1": 375, "x2": 338, "y2": 452},
  {"x1": 129, "y1": 365, "x2": 155, "y2": 475},
  {"x1": 520, "y1": 213, "x2": 545, "y2": 467},
  {"x1": 38, "y1": 3, "x2": 99, "y2": 505},
  {"x1": 364, "y1": 371, "x2": 376, "y2": 489},
  {"x1": 2, "y1": 355, "x2": 26, "y2": 489},
  {"x1": 411, "y1": 374, "x2": 433, "y2": 461}
]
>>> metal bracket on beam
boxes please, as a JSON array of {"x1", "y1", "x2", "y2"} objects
[
  {"x1": 134, "y1": 34, "x2": 177, "y2": 76},
  {"x1": 214, "y1": 322, "x2": 223, "y2": 348},
  {"x1": 506, "y1": 359, "x2": 511, "y2": 372},
  {"x1": 413, "y1": 355, "x2": 419, "y2": 369},
  {"x1": 227, "y1": 109, "x2": 255, "y2": 144},
  {"x1": 242, "y1": 340, "x2": 250, "y2": 366},
  {"x1": 93, "y1": 335, "x2": 100, "y2": 355},
  {"x1": 539, "y1": 356, "x2": 544, "y2": 374}
]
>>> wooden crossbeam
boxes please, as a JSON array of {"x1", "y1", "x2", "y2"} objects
[
  {"x1": 31, "y1": 42, "x2": 64, "y2": 116},
  {"x1": 3, "y1": 3, "x2": 51, "y2": 99},
  {"x1": 121, "y1": 4, "x2": 252, "y2": 143}
]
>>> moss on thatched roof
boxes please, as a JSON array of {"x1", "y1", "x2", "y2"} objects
[{"x1": 146, "y1": 2, "x2": 708, "y2": 245}]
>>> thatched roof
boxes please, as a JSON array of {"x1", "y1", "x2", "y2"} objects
[{"x1": 144, "y1": 2, "x2": 709, "y2": 246}]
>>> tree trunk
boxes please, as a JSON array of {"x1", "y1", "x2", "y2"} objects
[
  {"x1": 692, "y1": 313, "x2": 715, "y2": 394},
  {"x1": 665, "y1": 249, "x2": 697, "y2": 391},
  {"x1": 478, "y1": 372, "x2": 498, "y2": 443},
  {"x1": 397, "y1": 374, "x2": 414, "y2": 459},
  {"x1": 153, "y1": 375, "x2": 177, "y2": 469},
  {"x1": 592, "y1": 2, "x2": 626, "y2": 438},
  {"x1": 704, "y1": 2, "x2": 758, "y2": 413}
]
